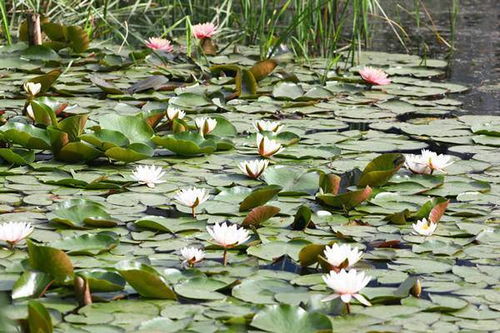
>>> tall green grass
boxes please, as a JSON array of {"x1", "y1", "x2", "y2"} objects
[{"x1": 1, "y1": 0, "x2": 457, "y2": 62}]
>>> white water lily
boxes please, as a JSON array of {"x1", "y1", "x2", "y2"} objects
[
  {"x1": 195, "y1": 117, "x2": 217, "y2": 136},
  {"x1": 174, "y1": 187, "x2": 210, "y2": 217},
  {"x1": 23, "y1": 82, "x2": 41, "y2": 97},
  {"x1": 322, "y1": 269, "x2": 372, "y2": 307},
  {"x1": 207, "y1": 222, "x2": 250, "y2": 248},
  {"x1": 254, "y1": 120, "x2": 284, "y2": 133},
  {"x1": 404, "y1": 153, "x2": 430, "y2": 174},
  {"x1": 412, "y1": 218, "x2": 437, "y2": 236},
  {"x1": 180, "y1": 247, "x2": 205, "y2": 266},
  {"x1": 207, "y1": 222, "x2": 250, "y2": 265},
  {"x1": 166, "y1": 106, "x2": 186, "y2": 121},
  {"x1": 0, "y1": 222, "x2": 34, "y2": 248},
  {"x1": 404, "y1": 149, "x2": 454, "y2": 174},
  {"x1": 323, "y1": 243, "x2": 363, "y2": 271},
  {"x1": 238, "y1": 159, "x2": 269, "y2": 179},
  {"x1": 131, "y1": 165, "x2": 166, "y2": 188},
  {"x1": 256, "y1": 133, "x2": 283, "y2": 158}
]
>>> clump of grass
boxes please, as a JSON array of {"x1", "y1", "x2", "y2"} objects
[{"x1": 1, "y1": 0, "x2": 457, "y2": 64}]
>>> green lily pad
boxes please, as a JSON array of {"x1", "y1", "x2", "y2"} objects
[
  {"x1": 49, "y1": 199, "x2": 119, "y2": 229},
  {"x1": 51, "y1": 233, "x2": 119, "y2": 255},
  {"x1": 27, "y1": 240, "x2": 74, "y2": 284},
  {"x1": 239, "y1": 185, "x2": 282, "y2": 211},
  {"x1": 115, "y1": 260, "x2": 177, "y2": 300},
  {"x1": 251, "y1": 304, "x2": 332, "y2": 333},
  {"x1": 152, "y1": 131, "x2": 217, "y2": 156}
]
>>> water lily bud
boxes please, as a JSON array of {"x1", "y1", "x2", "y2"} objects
[
  {"x1": 23, "y1": 82, "x2": 41, "y2": 97},
  {"x1": 411, "y1": 279, "x2": 422, "y2": 298}
]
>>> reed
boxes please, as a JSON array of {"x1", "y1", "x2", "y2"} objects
[{"x1": 1, "y1": 0, "x2": 457, "y2": 63}]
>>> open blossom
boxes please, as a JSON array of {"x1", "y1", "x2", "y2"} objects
[
  {"x1": 0, "y1": 222, "x2": 34, "y2": 248},
  {"x1": 23, "y1": 82, "x2": 41, "y2": 96},
  {"x1": 404, "y1": 154, "x2": 431, "y2": 174},
  {"x1": 412, "y1": 218, "x2": 437, "y2": 236},
  {"x1": 145, "y1": 37, "x2": 174, "y2": 52},
  {"x1": 256, "y1": 133, "x2": 283, "y2": 158},
  {"x1": 323, "y1": 243, "x2": 363, "y2": 271},
  {"x1": 180, "y1": 247, "x2": 205, "y2": 266},
  {"x1": 322, "y1": 269, "x2": 372, "y2": 306},
  {"x1": 175, "y1": 187, "x2": 209, "y2": 217},
  {"x1": 193, "y1": 22, "x2": 217, "y2": 39},
  {"x1": 238, "y1": 159, "x2": 269, "y2": 179},
  {"x1": 206, "y1": 222, "x2": 250, "y2": 248},
  {"x1": 359, "y1": 66, "x2": 391, "y2": 85},
  {"x1": 131, "y1": 165, "x2": 166, "y2": 188},
  {"x1": 195, "y1": 117, "x2": 217, "y2": 136},
  {"x1": 404, "y1": 149, "x2": 454, "y2": 174},
  {"x1": 166, "y1": 106, "x2": 185, "y2": 121},
  {"x1": 254, "y1": 120, "x2": 284, "y2": 133}
]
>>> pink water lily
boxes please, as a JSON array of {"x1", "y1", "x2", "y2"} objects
[
  {"x1": 193, "y1": 22, "x2": 217, "y2": 39},
  {"x1": 359, "y1": 66, "x2": 391, "y2": 85},
  {"x1": 145, "y1": 37, "x2": 174, "y2": 52}
]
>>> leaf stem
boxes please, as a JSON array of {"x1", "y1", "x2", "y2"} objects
[{"x1": 223, "y1": 249, "x2": 228, "y2": 266}]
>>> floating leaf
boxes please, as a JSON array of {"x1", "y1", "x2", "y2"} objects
[
  {"x1": 78, "y1": 270, "x2": 125, "y2": 292},
  {"x1": 298, "y1": 243, "x2": 327, "y2": 267},
  {"x1": 152, "y1": 131, "x2": 217, "y2": 156},
  {"x1": 50, "y1": 233, "x2": 119, "y2": 255},
  {"x1": 235, "y1": 69, "x2": 258, "y2": 97},
  {"x1": 251, "y1": 304, "x2": 332, "y2": 333},
  {"x1": 414, "y1": 197, "x2": 449, "y2": 222},
  {"x1": 115, "y1": 260, "x2": 177, "y2": 300},
  {"x1": 49, "y1": 199, "x2": 119, "y2": 229},
  {"x1": 27, "y1": 240, "x2": 74, "y2": 284},
  {"x1": 0, "y1": 148, "x2": 35, "y2": 165},
  {"x1": 239, "y1": 185, "x2": 282, "y2": 211},
  {"x1": 250, "y1": 59, "x2": 278, "y2": 81},
  {"x1": 291, "y1": 205, "x2": 313, "y2": 230},
  {"x1": 317, "y1": 186, "x2": 372, "y2": 210},
  {"x1": 11, "y1": 271, "x2": 53, "y2": 300},
  {"x1": 28, "y1": 69, "x2": 62, "y2": 94},
  {"x1": 357, "y1": 153, "x2": 405, "y2": 187},
  {"x1": 263, "y1": 167, "x2": 320, "y2": 196},
  {"x1": 242, "y1": 205, "x2": 281, "y2": 227},
  {"x1": 26, "y1": 301, "x2": 53, "y2": 333}
]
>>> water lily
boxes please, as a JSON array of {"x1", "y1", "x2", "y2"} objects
[
  {"x1": 195, "y1": 117, "x2": 217, "y2": 136},
  {"x1": 404, "y1": 149, "x2": 454, "y2": 174},
  {"x1": 193, "y1": 22, "x2": 217, "y2": 39},
  {"x1": 404, "y1": 153, "x2": 431, "y2": 174},
  {"x1": 206, "y1": 222, "x2": 250, "y2": 265},
  {"x1": 412, "y1": 218, "x2": 437, "y2": 236},
  {"x1": 166, "y1": 106, "x2": 185, "y2": 121},
  {"x1": 322, "y1": 269, "x2": 372, "y2": 311},
  {"x1": 131, "y1": 165, "x2": 166, "y2": 188},
  {"x1": 256, "y1": 133, "x2": 283, "y2": 158},
  {"x1": 238, "y1": 159, "x2": 269, "y2": 179},
  {"x1": 180, "y1": 247, "x2": 205, "y2": 267},
  {"x1": 23, "y1": 82, "x2": 41, "y2": 97},
  {"x1": 174, "y1": 187, "x2": 210, "y2": 217},
  {"x1": 323, "y1": 243, "x2": 363, "y2": 272},
  {"x1": 359, "y1": 66, "x2": 391, "y2": 86},
  {"x1": 254, "y1": 120, "x2": 284, "y2": 133},
  {"x1": 145, "y1": 37, "x2": 174, "y2": 52},
  {"x1": 0, "y1": 222, "x2": 34, "y2": 249}
]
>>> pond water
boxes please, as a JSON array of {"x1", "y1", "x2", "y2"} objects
[
  {"x1": 370, "y1": 0, "x2": 499, "y2": 114},
  {"x1": 0, "y1": 3, "x2": 499, "y2": 332}
]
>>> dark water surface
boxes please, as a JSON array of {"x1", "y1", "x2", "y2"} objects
[{"x1": 370, "y1": 0, "x2": 499, "y2": 114}]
